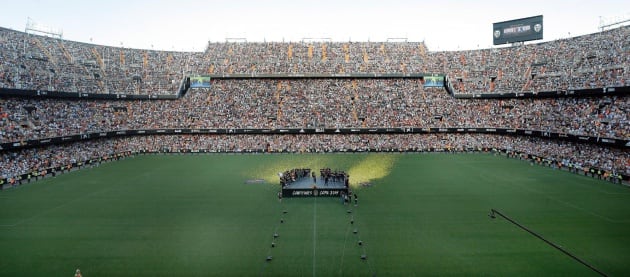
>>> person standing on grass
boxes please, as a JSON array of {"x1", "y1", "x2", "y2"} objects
[{"x1": 354, "y1": 193, "x2": 358, "y2": 206}]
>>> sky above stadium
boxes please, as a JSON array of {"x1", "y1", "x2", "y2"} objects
[{"x1": 1, "y1": 0, "x2": 628, "y2": 51}]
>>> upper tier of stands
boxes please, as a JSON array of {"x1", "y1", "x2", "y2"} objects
[
  {"x1": 1, "y1": 26, "x2": 628, "y2": 95},
  {"x1": 0, "y1": 27, "x2": 185, "y2": 95}
]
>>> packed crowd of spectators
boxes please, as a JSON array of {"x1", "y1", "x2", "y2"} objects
[
  {"x1": 196, "y1": 27, "x2": 628, "y2": 94},
  {"x1": 443, "y1": 26, "x2": 629, "y2": 93},
  {"x1": 1, "y1": 81, "x2": 627, "y2": 143},
  {"x1": 0, "y1": 137, "x2": 128, "y2": 182},
  {"x1": 1, "y1": 134, "x2": 628, "y2": 183},
  {"x1": 198, "y1": 41, "x2": 428, "y2": 74},
  {"x1": 1, "y1": 26, "x2": 628, "y2": 95},
  {"x1": 0, "y1": 27, "x2": 185, "y2": 95},
  {"x1": 0, "y1": 26, "x2": 628, "y2": 185}
]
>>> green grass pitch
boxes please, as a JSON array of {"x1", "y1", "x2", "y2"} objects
[{"x1": 1, "y1": 153, "x2": 630, "y2": 276}]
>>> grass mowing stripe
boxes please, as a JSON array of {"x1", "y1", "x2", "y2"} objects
[
  {"x1": 491, "y1": 208, "x2": 608, "y2": 277},
  {"x1": 531, "y1": 189, "x2": 628, "y2": 223},
  {"x1": 0, "y1": 188, "x2": 110, "y2": 227},
  {"x1": 352, "y1": 206, "x2": 375, "y2": 276},
  {"x1": 259, "y1": 202, "x2": 284, "y2": 277},
  {"x1": 471, "y1": 158, "x2": 628, "y2": 224},
  {"x1": 481, "y1": 170, "x2": 627, "y2": 223},
  {"x1": 338, "y1": 224, "x2": 351, "y2": 275},
  {"x1": 312, "y1": 197, "x2": 317, "y2": 277}
]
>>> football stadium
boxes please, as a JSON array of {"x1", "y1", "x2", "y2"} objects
[{"x1": 1, "y1": 3, "x2": 629, "y2": 276}]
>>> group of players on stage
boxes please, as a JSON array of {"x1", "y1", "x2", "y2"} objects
[
  {"x1": 279, "y1": 168, "x2": 311, "y2": 187},
  {"x1": 279, "y1": 168, "x2": 350, "y2": 188},
  {"x1": 318, "y1": 168, "x2": 350, "y2": 187}
]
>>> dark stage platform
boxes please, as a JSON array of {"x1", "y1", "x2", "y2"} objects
[{"x1": 282, "y1": 176, "x2": 349, "y2": 197}]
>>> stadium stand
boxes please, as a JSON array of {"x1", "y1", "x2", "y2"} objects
[
  {"x1": 0, "y1": 83, "x2": 626, "y2": 142},
  {"x1": 444, "y1": 26, "x2": 629, "y2": 94},
  {"x1": 1, "y1": 134, "x2": 627, "y2": 185},
  {"x1": 0, "y1": 27, "x2": 185, "y2": 95},
  {"x1": 0, "y1": 26, "x2": 628, "y2": 186},
  {"x1": 3, "y1": 26, "x2": 627, "y2": 94}
]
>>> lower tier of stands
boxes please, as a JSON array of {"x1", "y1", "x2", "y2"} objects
[{"x1": 1, "y1": 134, "x2": 628, "y2": 186}]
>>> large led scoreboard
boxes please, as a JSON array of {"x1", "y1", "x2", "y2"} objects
[
  {"x1": 189, "y1": 76, "x2": 211, "y2": 88},
  {"x1": 493, "y1": 15, "x2": 543, "y2": 45}
]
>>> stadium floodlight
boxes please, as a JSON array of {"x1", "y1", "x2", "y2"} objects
[
  {"x1": 25, "y1": 17, "x2": 63, "y2": 39},
  {"x1": 225, "y1": 38, "x2": 247, "y2": 43},
  {"x1": 301, "y1": 37, "x2": 332, "y2": 42},
  {"x1": 599, "y1": 13, "x2": 630, "y2": 31},
  {"x1": 386, "y1": 37, "x2": 408, "y2": 42}
]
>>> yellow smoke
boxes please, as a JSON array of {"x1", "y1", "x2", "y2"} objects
[
  {"x1": 250, "y1": 154, "x2": 398, "y2": 189},
  {"x1": 347, "y1": 154, "x2": 396, "y2": 188},
  {"x1": 252, "y1": 155, "x2": 332, "y2": 184}
]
